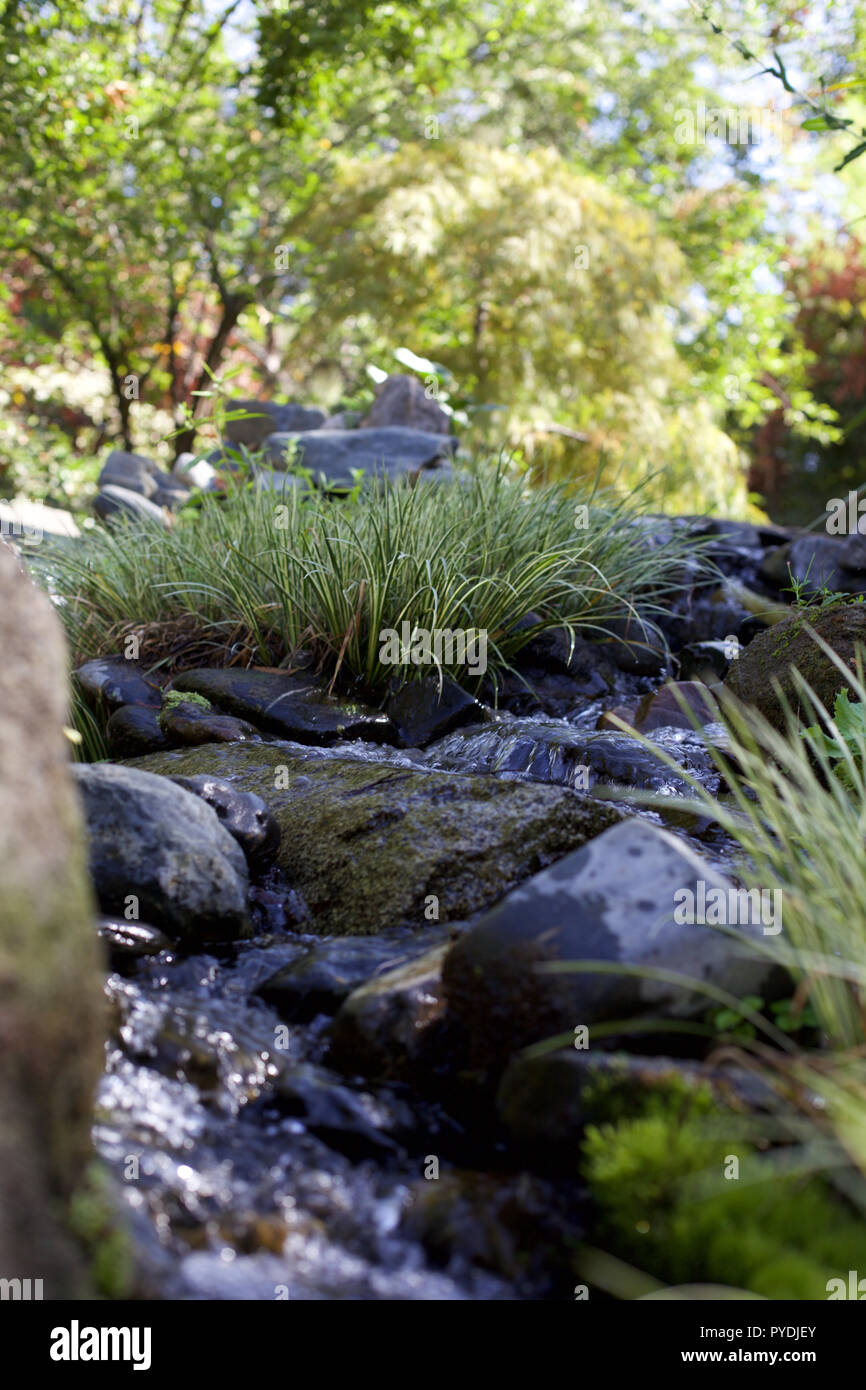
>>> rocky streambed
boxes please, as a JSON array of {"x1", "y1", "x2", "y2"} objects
[{"x1": 64, "y1": 514, "x2": 866, "y2": 1299}]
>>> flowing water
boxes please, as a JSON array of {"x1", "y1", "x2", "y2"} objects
[{"x1": 94, "y1": 704, "x2": 734, "y2": 1300}]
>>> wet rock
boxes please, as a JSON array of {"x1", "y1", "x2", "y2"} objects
[
  {"x1": 272, "y1": 1063, "x2": 410, "y2": 1157},
  {"x1": 359, "y1": 374, "x2": 453, "y2": 435},
  {"x1": 442, "y1": 818, "x2": 786, "y2": 1070},
  {"x1": 425, "y1": 717, "x2": 717, "y2": 795},
  {"x1": 256, "y1": 931, "x2": 442, "y2": 1021},
  {"x1": 94, "y1": 485, "x2": 168, "y2": 526},
  {"x1": 724, "y1": 599, "x2": 866, "y2": 730},
  {"x1": 106, "y1": 704, "x2": 173, "y2": 757},
  {"x1": 634, "y1": 680, "x2": 718, "y2": 733},
  {"x1": 497, "y1": 1050, "x2": 776, "y2": 1148},
  {"x1": 125, "y1": 742, "x2": 620, "y2": 935},
  {"x1": 97, "y1": 918, "x2": 172, "y2": 969},
  {"x1": 169, "y1": 775, "x2": 280, "y2": 871},
  {"x1": 97, "y1": 449, "x2": 159, "y2": 497},
  {"x1": 224, "y1": 400, "x2": 326, "y2": 448},
  {"x1": 386, "y1": 674, "x2": 484, "y2": 748},
  {"x1": 0, "y1": 539, "x2": 104, "y2": 1295},
  {"x1": 170, "y1": 668, "x2": 395, "y2": 745},
  {"x1": 328, "y1": 944, "x2": 450, "y2": 1078},
  {"x1": 259, "y1": 426, "x2": 457, "y2": 487},
  {"x1": 72, "y1": 763, "x2": 249, "y2": 943},
  {"x1": 480, "y1": 666, "x2": 609, "y2": 718},
  {"x1": 75, "y1": 657, "x2": 166, "y2": 711},
  {"x1": 158, "y1": 698, "x2": 262, "y2": 746},
  {"x1": 589, "y1": 612, "x2": 669, "y2": 675}
]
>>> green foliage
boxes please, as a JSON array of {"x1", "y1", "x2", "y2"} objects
[
  {"x1": 583, "y1": 1110, "x2": 866, "y2": 1299},
  {"x1": 31, "y1": 464, "x2": 704, "y2": 694},
  {"x1": 801, "y1": 687, "x2": 866, "y2": 791}
]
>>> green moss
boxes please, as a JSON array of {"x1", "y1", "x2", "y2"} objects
[
  {"x1": 67, "y1": 1162, "x2": 135, "y2": 1300},
  {"x1": 582, "y1": 1111, "x2": 866, "y2": 1299}
]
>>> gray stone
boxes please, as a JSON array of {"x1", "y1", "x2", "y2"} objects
[
  {"x1": 224, "y1": 400, "x2": 326, "y2": 448},
  {"x1": 760, "y1": 535, "x2": 866, "y2": 597},
  {"x1": 0, "y1": 499, "x2": 79, "y2": 543},
  {"x1": 94, "y1": 485, "x2": 168, "y2": 526},
  {"x1": 634, "y1": 680, "x2": 718, "y2": 733},
  {"x1": 359, "y1": 374, "x2": 453, "y2": 435},
  {"x1": 259, "y1": 426, "x2": 457, "y2": 487},
  {"x1": 0, "y1": 540, "x2": 104, "y2": 1295},
  {"x1": 71, "y1": 763, "x2": 249, "y2": 943},
  {"x1": 170, "y1": 668, "x2": 396, "y2": 746},
  {"x1": 442, "y1": 818, "x2": 787, "y2": 1069},
  {"x1": 97, "y1": 449, "x2": 159, "y2": 497},
  {"x1": 75, "y1": 658, "x2": 165, "y2": 711},
  {"x1": 169, "y1": 775, "x2": 280, "y2": 872},
  {"x1": 172, "y1": 454, "x2": 218, "y2": 490}
]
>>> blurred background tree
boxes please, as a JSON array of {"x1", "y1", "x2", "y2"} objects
[{"x1": 1, "y1": 0, "x2": 865, "y2": 516}]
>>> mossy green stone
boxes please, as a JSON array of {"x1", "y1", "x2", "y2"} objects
[
  {"x1": 724, "y1": 600, "x2": 866, "y2": 730},
  {"x1": 126, "y1": 742, "x2": 619, "y2": 934}
]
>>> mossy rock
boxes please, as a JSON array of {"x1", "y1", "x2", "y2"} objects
[
  {"x1": 126, "y1": 742, "x2": 619, "y2": 934},
  {"x1": 724, "y1": 599, "x2": 866, "y2": 730}
]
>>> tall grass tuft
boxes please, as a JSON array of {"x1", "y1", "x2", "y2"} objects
[{"x1": 31, "y1": 464, "x2": 706, "y2": 695}]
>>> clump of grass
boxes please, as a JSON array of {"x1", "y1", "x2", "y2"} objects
[{"x1": 31, "y1": 462, "x2": 706, "y2": 696}]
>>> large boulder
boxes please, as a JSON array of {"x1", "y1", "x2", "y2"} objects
[
  {"x1": 0, "y1": 540, "x2": 104, "y2": 1296},
  {"x1": 72, "y1": 763, "x2": 249, "y2": 943},
  {"x1": 359, "y1": 374, "x2": 453, "y2": 435},
  {"x1": 442, "y1": 818, "x2": 786, "y2": 1070},
  {"x1": 724, "y1": 599, "x2": 866, "y2": 730},
  {"x1": 259, "y1": 426, "x2": 457, "y2": 487},
  {"x1": 223, "y1": 400, "x2": 326, "y2": 448},
  {"x1": 125, "y1": 742, "x2": 620, "y2": 935}
]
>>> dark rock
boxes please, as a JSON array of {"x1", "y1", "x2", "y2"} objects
[
  {"x1": 75, "y1": 657, "x2": 166, "y2": 711},
  {"x1": 170, "y1": 668, "x2": 395, "y2": 746},
  {"x1": 97, "y1": 917, "x2": 172, "y2": 968},
  {"x1": 94, "y1": 485, "x2": 168, "y2": 526},
  {"x1": 386, "y1": 674, "x2": 484, "y2": 748},
  {"x1": 169, "y1": 774, "x2": 280, "y2": 871},
  {"x1": 106, "y1": 704, "x2": 173, "y2": 757},
  {"x1": 676, "y1": 640, "x2": 735, "y2": 683},
  {"x1": 158, "y1": 698, "x2": 262, "y2": 746},
  {"x1": 328, "y1": 944, "x2": 450, "y2": 1078},
  {"x1": 724, "y1": 599, "x2": 866, "y2": 730},
  {"x1": 588, "y1": 613, "x2": 669, "y2": 675},
  {"x1": 442, "y1": 818, "x2": 786, "y2": 1070},
  {"x1": 634, "y1": 680, "x2": 718, "y2": 732},
  {"x1": 497, "y1": 1050, "x2": 777, "y2": 1148},
  {"x1": 223, "y1": 400, "x2": 326, "y2": 448},
  {"x1": 760, "y1": 535, "x2": 866, "y2": 597},
  {"x1": 272, "y1": 1063, "x2": 408, "y2": 1157},
  {"x1": 256, "y1": 930, "x2": 446, "y2": 1021},
  {"x1": 125, "y1": 742, "x2": 621, "y2": 936},
  {"x1": 359, "y1": 374, "x2": 453, "y2": 435},
  {"x1": 71, "y1": 763, "x2": 249, "y2": 943},
  {"x1": 515, "y1": 624, "x2": 617, "y2": 685},
  {"x1": 259, "y1": 426, "x2": 457, "y2": 487}
]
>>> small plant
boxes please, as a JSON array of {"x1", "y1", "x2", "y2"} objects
[{"x1": 801, "y1": 687, "x2": 866, "y2": 790}]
